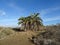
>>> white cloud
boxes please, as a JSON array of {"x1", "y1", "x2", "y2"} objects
[
  {"x1": 43, "y1": 16, "x2": 60, "y2": 22},
  {"x1": 40, "y1": 7, "x2": 60, "y2": 15},
  {"x1": 8, "y1": 3, "x2": 23, "y2": 10},
  {"x1": 40, "y1": 7, "x2": 60, "y2": 22},
  {"x1": 9, "y1": 3, "x2": 17, "y2": 8},
  {"x1": 0, "y1": 10, "x2": 6, "y2": 16},
  {"x1": 0, "y1": 18, "x2": 18, "y2": 22},
  {"x1": 8, "y1": 3, "x2": 25, "y2": 13},
  {"x1": 0, "y1": 18, "x2": 18, "y2": 27}
]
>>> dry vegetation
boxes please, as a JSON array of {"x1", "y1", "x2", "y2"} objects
[
  {"x1": 0, "y1": 24, "x2": 60, "y2": 45},
  {"x1": 31, "y1": 24, "x2": 60, "y2": 45},
  {"x1": 0, "y1": 27, "x2": 41, "y2": 45},
  {"x1": 0, "y1": 27, "x2": 15, "y2": 39}
]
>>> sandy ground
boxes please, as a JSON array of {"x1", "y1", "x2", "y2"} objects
[{"x1": 0, "y1": 31, "x2": 36, "y2": 45}]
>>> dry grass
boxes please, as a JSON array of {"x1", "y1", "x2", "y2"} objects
[
  {"x1": 0, "y1": 30, "x2": 41, "y2": 45},
  {"x1": 31, "y1": 24, "x2": 60, "y2": 45},
  {"x1": 0, "y1": 26, "x2": 46, "y2": 45},
  {"x1": 0, "y1": 27, "x2": 15, "y2": 39}
]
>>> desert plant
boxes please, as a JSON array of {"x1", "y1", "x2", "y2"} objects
[
  {"x1": 30, "y1": 24, "x2": 60, "y2": 45},
  {"x1": 18, "y1": 13, "x2": 43, "y2": 31},
  {"x1": 0, "y1": 27, "x2": 15, "y2": 39}
]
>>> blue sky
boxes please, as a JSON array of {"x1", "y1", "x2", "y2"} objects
[{"x1": 0, "y1": 0, "x2": 60, "y2": 27}]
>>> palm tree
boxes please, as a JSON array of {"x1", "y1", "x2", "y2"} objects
[
  {"x1": 35, "y1": 13, "x2": 43, "y2": 30},
  {"x1": 26, "y1": 13, "x2": 43, "y2": 31},
  {"x1": 18, "y1": 17, "x2": 27, "y2": 31},
  {"x1": 18, "y1": 13, "x2": 43, "y2": 31}
]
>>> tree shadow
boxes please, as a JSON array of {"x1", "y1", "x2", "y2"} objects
[{"x1": 12, "y1": 27, "x2": 24, "y2": 32}]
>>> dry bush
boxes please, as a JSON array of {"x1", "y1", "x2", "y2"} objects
[
  {"x1": 31, "y1": 24, "x2": 60, "y2": 45},
  {"x1": 0, "y1": 27, "x2": 15, "y2": 39}
]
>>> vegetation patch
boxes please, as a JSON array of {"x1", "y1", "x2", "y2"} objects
[
  {"x1": 30, "y1": 24, "x2": 60, "y2": 45},
  {"x1": 0, "y1": 27, "x2": 15, "y2": 39}
]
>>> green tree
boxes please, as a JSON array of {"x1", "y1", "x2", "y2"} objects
[
  {"x1": 30, "y1": 13, "x2": 43, "y2": 31},
  {"x1": 18, "y1": 13, "x2": 43, "y2": 31},
  {"x1": 18, "y1": 17, "x2": 27, "y2": 31}
]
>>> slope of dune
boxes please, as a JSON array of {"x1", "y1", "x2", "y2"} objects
[{"x1": 0, "y1": 31, "x2": 38, "y2": 45}]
